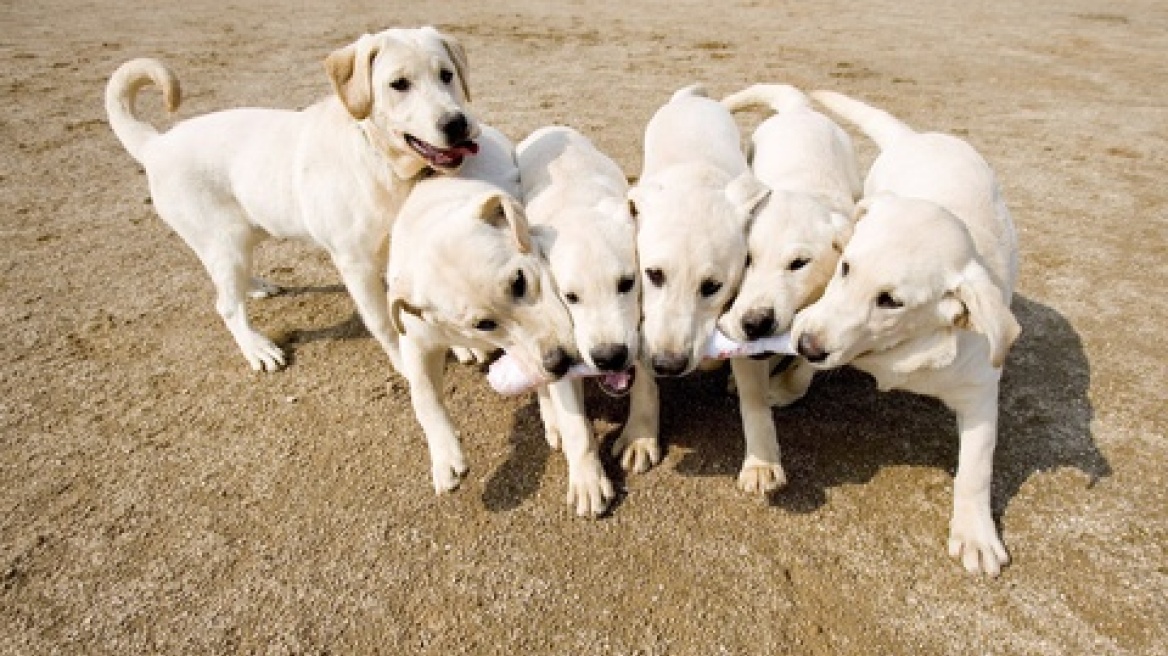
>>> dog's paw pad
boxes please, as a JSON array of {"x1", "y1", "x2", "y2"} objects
[
  {"x1": 612, "y1": 434, "x2": 661, "y2": 474},
  {"x1": 737, "y1": 462, "x2": 787, "y2": 495}
]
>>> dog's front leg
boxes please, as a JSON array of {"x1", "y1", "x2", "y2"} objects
[
  {"x1": 732, "y1": 357, "x2": 787, "y2": 494},
  {"x1": 547, "y1": 378, "x2": 614, "y2": 517},
  {"x1": 766, "y1": 356, "x2": 815, "y2": 408},
  {"x1": 946, "y1": 383, "x2": 1008, "y2": 576},
  {"x1": 611, "y1": 363, "x2": 661, "y2": 473},
  {"x1": 330, "y1": 249, "x2": 403, "y2": 374},
  {"x1": 535, "y1": 387, "x2": 562, "y2": 450},
  {"x1": 400, "y1": 334, "x2": 468, "y2": 493}
]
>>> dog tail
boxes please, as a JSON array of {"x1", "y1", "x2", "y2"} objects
[
  {"x1": 671, "y1": 83, "x2": 710, "y2": 102},
  {"x1": 721, "y1": 84, "x2": 811, "y2": 115},
  {"x1": 810, "y1": 90, "x2": 914, "y2": 150},
  {"x1": 104, "y1": 58, "x2": 181, "y2": 164}
]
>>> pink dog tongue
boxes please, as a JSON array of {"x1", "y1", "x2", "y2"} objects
[
  {"x1": 598, "y1": 370, "x2": 634, "y2": 397},
  {"x1": 412, "y1": 138, "x2": 479, "y2": 167}
]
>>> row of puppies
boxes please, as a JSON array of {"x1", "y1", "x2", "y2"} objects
[{"x1": 105, "y1": 27, "x2": 1018, "y2": 576}]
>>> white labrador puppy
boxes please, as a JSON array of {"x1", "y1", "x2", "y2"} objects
[
  {"x1": 713, "y1": 83, "x2": 862, "y2": 492},
  {"x1": 792, "y1": 90, "x2": 1021, "y2": 576},
  {"x1": 105, "y1": 27, "x2": 478, "y2": 374},
  {"x1": 388, "y1": 128, "x2": 613, "y2": 516},
  {"x1": 618, "y1": 85, "x2": 772, "y2": 483}
]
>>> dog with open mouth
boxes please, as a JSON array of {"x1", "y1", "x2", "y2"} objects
[
  {"x1": 104, "y1": 26, "x2": 478, "y2": 374},
  {"x1": 617, "y1": 85, "x2": 772, "y2": 479},
  {"x1": 792, "y1": 90, "x2": 1020, "y2": 576},
  {"x1": 388, "y1": 127, "x2": 614, "y2": 516}
]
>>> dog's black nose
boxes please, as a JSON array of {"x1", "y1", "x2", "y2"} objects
[
  {"x1": 590, "y1": 343, "x2": 630, "y2": 372},
  {"x1": 440, "y1": 113, "x2": 469, "y2": 144},
  {"x1": 741, "y1": 308, "x2": 775, "y2": 340},
  {"x1": 542, "y1": 346, "x2": 573, "y2": 379},
  {"x1": 797, "y1": 333, "x2": 828, "y2": 363},
  {"x1": 651, "y1": 352, "x2": 689, "y2": 377}
]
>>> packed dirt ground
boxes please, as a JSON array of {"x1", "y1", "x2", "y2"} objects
[{"x1": 2, "y1": 0, "x2": 1166, "y2": 653}]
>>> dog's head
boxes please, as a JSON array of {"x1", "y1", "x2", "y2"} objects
[
  {"x1": 389, "y1": 182, "x2": 578, "y2": 381},
  {"x1": 718, "y1": 190, "x2": 852, "y2": 342},
  {"x1": 325, "y1": 26, "x2": 480, "y2": 178},
  {"x1": 791, "y1": 193, "x2": 1020, "y2": 373},
  {"x1": 541, "y1": 200, "x2": 641, "y2": 379},
  {"x1": 630, "y1": 165, "x2": 770, "y2": 376}
]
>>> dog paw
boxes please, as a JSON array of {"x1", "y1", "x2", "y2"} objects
[
  {"x1": 431, "y1": 457, "x2": 469, "y2": 494},
  {"x1": 239, "y1": 333, "x2": 286, "y2": 372},
  {"x1": 737, "y1": 457, "x2": 787, "y2": 495},
  {"x1": 611, "y1": 432, "x2": 661, "y2": 474},
  {"x1": 948, "y1": 514, "x2": 1009, "y2": 577},
  {"x1": 248, "y1": 277, "x2": 283, "y2": 299},
  {"x1": 450, "y1": 346, "x2": 489, "y2": 365},
  {"x1": 543, "y1": 426, "x2": 562, "y2": 451},
  {"x1": 565, "y1": 456, "x2": 615, "y2": 518}
]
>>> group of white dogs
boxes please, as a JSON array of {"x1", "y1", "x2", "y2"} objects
[{"x1": 105, "y1": 26, "x2": 1020, "y2": 576}]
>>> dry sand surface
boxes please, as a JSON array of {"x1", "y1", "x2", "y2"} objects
[{"x1": 2, "y1": 0, "x2": 1166, "y2": 653}]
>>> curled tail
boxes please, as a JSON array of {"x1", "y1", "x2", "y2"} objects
[
  {"x1": 722, "y1": 83, "x2": 811, "y2": 115},
  {"x1": 810, "y1": 90, "x2": 914, "y2": 150},
  {"x1": 671, "y1": 83, "x2": 709, "y2": 102},
  {"x1": 104, "y1": 58, "x2": 181, "y2": 164}
]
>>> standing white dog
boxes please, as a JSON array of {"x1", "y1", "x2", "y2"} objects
[
  {"x1": 388, "y1": 128, "x2": 614, "y2": 516},
  {"x1": 618, "y1": 85, "x2": 773, "y2": 484},
  {"x1": 715, "y1": 83, "x2": 862, "y2": 492},
  {"x1": 792, "y1": 90, "x2": 1020, "y2": 576},
  {"x1": 105, "y1": 27, "x2": 478, "y2": 374}
]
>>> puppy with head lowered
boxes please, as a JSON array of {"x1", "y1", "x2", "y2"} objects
[
  {"x1": 389, "y1": 127, "x2": 614, "y2": 516},
  {"x1": 617, "y1": 85, "x2": 772, "y2": 482},
  {"x1": 516, "y1": 126, "x2": 640, "y2": 454},
  {"x1": 792, "y1": 90, "x2": 1020, "y2": 576},
  {"x1": 105, "y1": 27, "x2": 478, "y2": 374},
  {"x1": 714, "y1": 83, "x2": 861, "y2": 491}
]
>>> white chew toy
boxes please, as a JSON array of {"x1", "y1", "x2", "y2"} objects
[{"x1": 487, "y1": 329, "x2": 795, "y2": 395}]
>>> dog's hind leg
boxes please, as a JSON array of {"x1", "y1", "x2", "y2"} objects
[{"x1": 202, "y1": 237, "x2": 287, "y2": 372}]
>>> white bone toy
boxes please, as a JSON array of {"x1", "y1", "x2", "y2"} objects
[{"x1": 487, "y1": 330, "x2": 795, "y2": 395}]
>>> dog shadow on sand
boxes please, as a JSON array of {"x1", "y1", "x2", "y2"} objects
[
  {"x1": 482, "y1": 294, "x2": 1109, "y2": 524},
  {"x1": 669, "y1": 293, "x2": 1109, "y2": 522}
]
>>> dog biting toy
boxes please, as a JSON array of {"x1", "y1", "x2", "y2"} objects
[{"x1": 487, "y1": 329, "x2": 795, "y2": 395}]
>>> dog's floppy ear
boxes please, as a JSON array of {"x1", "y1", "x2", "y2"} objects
[
  {"x1": 423, "y1": 27, "x2": 471, "y2": 102},
  {"x1": 325, "y1": 35, "x2": 380, "y2": 120},
  {"x1": 390, "y1": 289, "x2": 427, "y2": 331},
  {"x1": 478, "y1": 193, "x2": 532, "y2": 254},
  {"x1": 829, "y1": 210, "x2": 853, "y2": 251},
  {"x1": 948, "y1": 261, "x2": 1021, "y2": 368},
  {"x1": 726, "y1": 171, "x2": 771, "y2": 228}
]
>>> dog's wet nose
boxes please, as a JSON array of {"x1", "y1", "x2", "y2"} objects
[
  {"x1": 440, "y1": 113, "x2": 470, "y2": 144},
  {"x1": 651, "y1": 352, "x2": 689, "y2": 377},
  {"x1": 542, "y1": 346, "x2": 574, "y2": 379},
  {"x1": 797, "y1": 333, "x2": 828, "y2": 363},
  {"x1": 590, "y1": 343, "x2": 630, "y2": 372},
  {"x1": 741, "y1": 308, "x2": 775, "y2": 340}
]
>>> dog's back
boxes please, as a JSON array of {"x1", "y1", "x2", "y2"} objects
[
  {"x1": 641, "y1": 85, "x2": 748, "y2": 179},
  {"x1": 813, "y1": 90, "x2": 1017, "y2": 295}
]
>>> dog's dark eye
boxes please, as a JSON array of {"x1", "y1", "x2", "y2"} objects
[
  {"x1": 565, "y1": 291, "x2": 579, "y2": 304},
  {"x1": 510, "y1": 270, "x2": 527, "y2": 299},
  {"x1": 473, "y1": 318, "x2": 498, "y2": 331},
  {"x1": 699, "y1": 278, "x2": 722, "y2": 298},
  {"x1": 841, "y1": 261, "x2": 850, "y2": 277},
  {"x1": 745, "y1": 253, "x2": 753, "y2": 268},
  {"x1": 788, "y1": 257, "x2": 811, "y2": 271},
  {"x1": 876, "y1": 291, "x2": 903, "y2": 309},
  {"x1": 617, "y1": 275, "x2": 635, "y2": 294},
  {"x1": 439, "y1": 68, "x2": 454, "y2": 85},
  {"x1": 390, "y1": 78, "x2": 411, "y2": 92},
  {"x1": 646, "y1": 268, "x2": 665, "y2": 288}
]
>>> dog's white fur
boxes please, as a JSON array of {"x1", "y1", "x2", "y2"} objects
[
  {"x1": 618, "y1": 85, "x2": 772, "y2": 481},
  {"x1": 517, "y1": 126, "x2": 639, "y2": 466},
  {"x1": 388, "y1": 127, "x2": 613, "y2": 515},
  {"x1": 792, "y1": 90, "x2": 1021, "y2": 575},
  {"x1": 713, "y1": 84, "x2": 863, "y2": 493},
  {"x1": 104, "y1": 27, "x2": 478, "y2": 373}
]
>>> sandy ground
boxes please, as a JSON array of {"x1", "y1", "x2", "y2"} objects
[{"x1": 2, "y1": 0, "x2": 1166, "y2": 653}]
